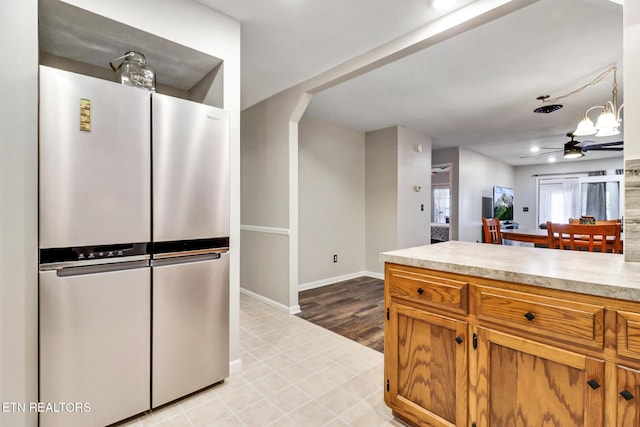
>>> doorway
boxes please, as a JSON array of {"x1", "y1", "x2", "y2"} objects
[{"x1": 431, "y1": 163, "x2": 452, "y2": 243}]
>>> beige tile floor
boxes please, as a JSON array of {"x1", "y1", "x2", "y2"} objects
[{"x1": 120, "y1": 294, "x2": 403, "y2": 426}]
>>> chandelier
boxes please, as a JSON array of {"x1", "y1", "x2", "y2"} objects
[
  {"x1": 535, "y1": 66, "x2": 624, "y2": 137},
  {"x1": 573, "y1": 66, "x2": 624, "y2": 137}
]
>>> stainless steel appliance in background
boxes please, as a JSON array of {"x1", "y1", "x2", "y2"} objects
[
  {"x1": 150, "y1": 93, "x2": 230, "y2": 408},
  {"x1": 38, "y1": 66, "x2": 231, "y2": 426},
  {"x1": 38, "y1": 66, "x2": 151, "y2": 427}
]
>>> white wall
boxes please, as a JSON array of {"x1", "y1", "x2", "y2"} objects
[
  {"x1": 240, "y1": 100, "x2": 291, "y2": 307},
  {"x1": 241, "y1": 98, "x2": 291, "y2": 228},
  {"x1": 458, "y1": 148, "x2": 514, "y2": 243},
  {"x1": 297, "y1": 120, "x2": 431, "y2": 285},
  {"x1": 363, "y1": 126, "x2": 432, "y2": 276},
  {"x1": 365, "y1": 128, "x2": 399, "y2": 274},
  {"x1": 432, "y1": 169, "x2": 450, "y2": 185},
  {"x1": 396, "y1": 127, "x2": 432, "y2": 249},
  {"x1": 0, "y1": 2, "x2": 38, "y2": 426},
  {"x1": 298, "y1": 116, "x2": 365, "y2": 286},
  {"x1": 240, "y1": 88, "x2": 310, "y2": 311},
  {"x1": 514, "y1": 157, "x2": 624, "y2": 231}
]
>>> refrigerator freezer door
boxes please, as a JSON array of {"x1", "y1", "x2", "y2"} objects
[
  {"x1": 152, "y1": 252, "x2": 230, "y2": 407},
  {"x1": 39, "y1": 66, "x2": 151, "y2": 249},
  {"x1": 152, "y1": 93, "x2": 229, "y2": 242},
  {"x1": 39, "y1": 264, "x2": 150, "y2": 427}
]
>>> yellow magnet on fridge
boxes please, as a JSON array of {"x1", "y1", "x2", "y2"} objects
[{"x1": 80, "y1": 98, "x2": 91, "y2": 132}]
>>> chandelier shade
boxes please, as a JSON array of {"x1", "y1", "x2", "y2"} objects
[{"x1": 573, "y1": 116, "x2": 596, "y2": 136}]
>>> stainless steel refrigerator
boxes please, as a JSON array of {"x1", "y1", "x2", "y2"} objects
[
  {"x1": 150, "y1": 93, "x2": 230, "y2": 408},
  {"x1": 38, "y1": 65, "x2": 152, "y2": 427},
  {"x1": 38, "y1": 66, "x2": 230, "y2": 425}
]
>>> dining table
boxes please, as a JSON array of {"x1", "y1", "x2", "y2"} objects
[
  {"x1": 501, "y1": 227, "x2": 624, "y2": 251},
  {"x1": 501, "y1": 228, "x2": 552, "y2": 246}
]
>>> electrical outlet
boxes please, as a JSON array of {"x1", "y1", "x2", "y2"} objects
[
  {"x1": 333, "y1": 254, "x2": 338, "y2": 263},
  {"x1": 420, "y1": 204, "x2": 424, "y2": 211}
]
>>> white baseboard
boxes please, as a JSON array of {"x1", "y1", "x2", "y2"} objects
[
  {"x1": 240, "y1": 271, "x2": 384, "y2": 315},
  {"x1": 364, "y1": 270, "x2": 384, "y2": 280},
  {"x1": 298, "y1": 271, "x2": 384, "y2": 291},
  {"x1": 240, "y1": 287, "x2": 300, "y2": 314},
  {"x1": 229, "y1": 358, "x2": 242, "y2": 375}
]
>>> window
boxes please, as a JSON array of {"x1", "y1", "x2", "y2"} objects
[
  {"x1": 579, "y1": 175, "x2": 623, "y2": 220},
  {"x1": 538, "y1": 177, "x2": 580, "y2": 226},
  {"x1": 432, "y1": 186, "x2": 450, "y2": 224},
  {"x1": 537, "y1": 172, "x2": 624, "y2": 226}
]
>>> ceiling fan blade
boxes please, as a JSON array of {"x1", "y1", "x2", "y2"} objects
[
  {"x1": 536, "y1": 151, "x2": 563, "y2": 160},
  {"x1": 583, "y1": 147, "x2": 624, "y2": 152},
  {"x1": 520, "y1": 150, "x2": 562, "y2": 159},
  {"x1": 582, "y1": 141, "x2": 624, "y2": 151}
]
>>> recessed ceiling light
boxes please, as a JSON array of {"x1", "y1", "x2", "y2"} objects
[
  {"x1": 548, "y1": 157, "x2": 556, "y2": 163},
  {"x1": 432, "y1": 0, "x2": 456, "y2": 10},
  {"x1": 530, "y1": 147, "x2": 540, "y2": 153}
]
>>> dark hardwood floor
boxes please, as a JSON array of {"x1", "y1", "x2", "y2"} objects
[{"x1": 296, "y1": 276, "x2": 384, "y2": 353}]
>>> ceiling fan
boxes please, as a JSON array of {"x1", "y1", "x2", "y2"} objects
[{"x1": 520, "y1": 133, "x2": 623, "y2": 160}]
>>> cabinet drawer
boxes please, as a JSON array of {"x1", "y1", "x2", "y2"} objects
[
  {"x1": 476, "y1": 285, "x2": 604, "y2": 349},
  {"x1": 387, "y1": 266, "x2": 468, "y2": 315},
  {"x1": 617, "y1": 311, "x2": 640, "y2": 359}
]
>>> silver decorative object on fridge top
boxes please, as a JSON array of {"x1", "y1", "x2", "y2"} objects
[{"x1": 110, "y1": 51, "x2": 156, "y2": 92}]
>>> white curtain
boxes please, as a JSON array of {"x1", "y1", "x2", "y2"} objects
[
  {"x1": 538, "y1": 178, "x2": 580, "y2": 226},
  {"x1": 432, "y1": 187, "x2": 450, "y2": 223},
  {"x1": 562, "y1": 178, "x2": 580, "y2": 221}
]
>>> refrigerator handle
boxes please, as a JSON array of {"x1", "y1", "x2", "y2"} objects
[
  {"x1": 151, "y1": 252, "x2": 226, "y2": 267},
  {"x1": 55, "y1": 260, "x2": 150, "y2": 277}
]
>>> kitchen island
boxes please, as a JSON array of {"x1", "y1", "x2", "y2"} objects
[{"x1": 380, "y1": 241, "x2": 640, "y2": 427}]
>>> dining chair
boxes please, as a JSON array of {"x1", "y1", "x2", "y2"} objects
[
  {"x1": 482, "y1": 217, "x2": 502, "y2": 244},
  {"x1": 546, "y1": 221, "x2": 622, "y2": 253}
]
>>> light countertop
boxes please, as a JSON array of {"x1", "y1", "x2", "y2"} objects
[{"x1": 380, "y1": 241, "x2": 640, "y2": 302}]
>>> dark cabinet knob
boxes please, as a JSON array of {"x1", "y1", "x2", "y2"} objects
[
  {"x1": 524, "y1": 312, "x2": 536, "y2": 321},
  {"x1": 587, "y1": 379, "x2": 601, "y2": 390},
  {"x1": 620, "y1": 390, "x2": 635, "y2": 401},
  {"x1": 455, "y1": 336, "x2": 464, "y2": 344},
  {"x1": 417, "y1": 287, "x2": 424, "y2": 295}
]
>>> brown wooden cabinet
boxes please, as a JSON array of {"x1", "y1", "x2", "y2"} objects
[
  {"x1": 385, "y1": 264, "x2": 470, "y2": 426},
  {"x1": 384, "y1": 262, "x2": 640, "y2": 427},
  {"x1": 617, "y1": 365, "x2": 640, "y2": 426},
  {"x1": 385, "y1": 302, "x2": 468, "y2": 426},
  {"x1": 476, "y1": 327, "x2": 604, "y2": 426}
]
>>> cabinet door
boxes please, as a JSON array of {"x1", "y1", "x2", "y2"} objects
[
  {"x1": 385, "y1": 302, "x2": 468, "y2": 427},
  {"x1": 476, "y1": 327, "x2": 604, "y2": 427},
  {"x1": 617, "y1": 365, "x2": 640, "y2": 427}
]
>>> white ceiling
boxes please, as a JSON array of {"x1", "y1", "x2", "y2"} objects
[{"x1": 198, "y1": 0, "x2": 624, "y2": 166}]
